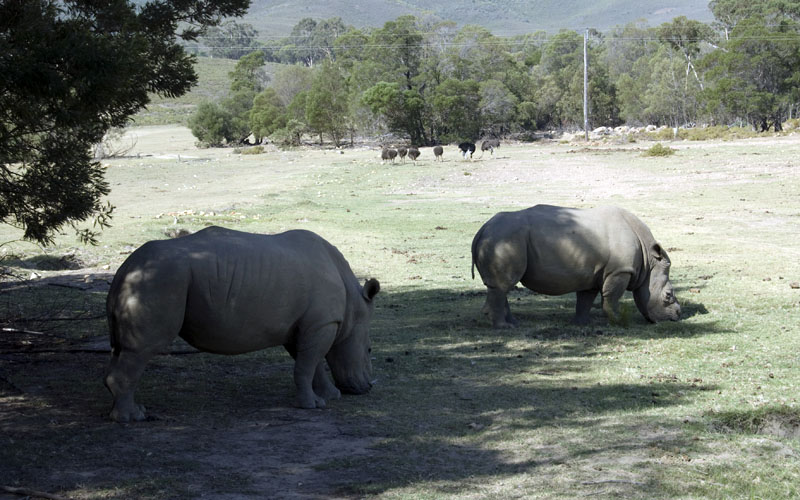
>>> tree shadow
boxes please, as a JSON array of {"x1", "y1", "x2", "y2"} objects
[{"x1": 0, "y1": 273, "x2": 722, "y2": 498}]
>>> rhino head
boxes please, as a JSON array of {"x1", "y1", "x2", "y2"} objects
[
  {"x1": 633, "y1": 243, "x2": 681, "y2": 322},
  {"x1": 326, "y1": 278, "x2": 380, "y2": 394}
]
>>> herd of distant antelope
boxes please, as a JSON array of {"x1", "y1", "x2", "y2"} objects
[{"x1": 380, "y1": 138, "x2": 501, "y2": 164}]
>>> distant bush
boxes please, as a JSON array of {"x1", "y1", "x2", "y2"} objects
[
  {"x1": 270, "y1": 119, "x2": 306, "y2": 147},
  {"x1": 642, "y1": 143, "x2": 676, "y2": 157},
  {"x1": 783, "y1": 118, "x2": 800, "y2": 130},
  {"x1": 679, "y1": 126, "x2": 759, "y2": 141},
  {"x1": 188, "y1": 101, "x2": 234, "y2": 147},
  {"x1": 646, "y1": 127, "x2": 677, "y2": 141},
  {"x1": 643, "y1": 125, "x2": 761, "y2": 142},
  {"x1": 238, "y1": 146, "x2": 264, "y2": 155}
]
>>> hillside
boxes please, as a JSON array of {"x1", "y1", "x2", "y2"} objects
[{"x1": 242, "y1": 0, "x2": 713, "y2": 36}]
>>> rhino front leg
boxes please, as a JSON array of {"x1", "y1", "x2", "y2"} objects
[
  {"x1": 601, "y1": 273, "x2": 632, "y2": 325},
  {"x1": 485, "y1": 286, "x2": 518, "y2": 328},
  {"x1": 292, "y1": 323, "x2": 338, "y2": 409},
  {"x1": 312, "y1": 362, "x2": 341, "y2": 402},
  {"x1": 573, "y1": 289, "x2": 599, "y2": 325}
]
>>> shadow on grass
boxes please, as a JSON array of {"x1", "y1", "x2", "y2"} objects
[
  {"x1": 345, "y1": 285, "x2": 723, "y2": 494},
  {"x1": 0, "y1": 274, "x2": 722, "y2": 498}
]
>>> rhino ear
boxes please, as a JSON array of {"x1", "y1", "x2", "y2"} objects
[
  {"x1": 362, "y1": 278, "x2": 380, "y2": 301},
  {"x1": 651, "y1": 243, "x2": 671, "y2": 266},
  {"x1": 651, "y1": 243, "x2": 665, "y2": 260}
]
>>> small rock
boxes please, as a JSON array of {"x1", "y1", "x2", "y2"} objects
[{"x1": 791, "y1": 282, "x2": 800, "y2": 289}]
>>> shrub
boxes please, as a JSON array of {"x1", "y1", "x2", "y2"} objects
[
  {"x1": 239, "y1": 146, "x2": 264, "y2": 155},
  {"x1": 679, "y1": 126, "x2": 759, "y2": 141},
  {"x1": 642, "y1": 143, "x2": 676, "y2": 157},
  {"x1": 188, "y1": 101, "x2": 234, "y2": 147},
  {"x1": 270, "y1": 119, "x2": 306, "y2": 146}
]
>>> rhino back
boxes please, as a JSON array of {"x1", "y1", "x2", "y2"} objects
[
  {"x1": 475, "y1": 205, "x2": 643, "y2": 295},
  {"x1": 524, "y1": 206, "x2": 644, "y2": 293},
  {"x1": 111, "y1": 227, "x2": 349, "y2": 354}
]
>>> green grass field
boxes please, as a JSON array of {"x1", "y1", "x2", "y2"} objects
[{"x1": 1, "y1": 128, "x2": 799, "y2": 498}]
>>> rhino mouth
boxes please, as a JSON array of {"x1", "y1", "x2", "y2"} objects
[{"x1": 336, "y1": 378, "x2": 373, "y2": 395}]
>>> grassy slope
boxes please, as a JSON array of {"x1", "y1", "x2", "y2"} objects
[
  {"x1": 132, "y1": 58, "x2": 285, "y2": 127},
  {"x1": 1, "y1": 130, "x2": 798, "y2": 498}
]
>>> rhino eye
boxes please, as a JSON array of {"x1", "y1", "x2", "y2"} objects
[{"x1": 663, "y1": 291, "x2": 675, "y2": 304}]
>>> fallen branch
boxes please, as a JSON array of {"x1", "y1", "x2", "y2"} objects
[
  {"x1": 1, "y1": 485, "x2": 70, "y2": 500},
  {"x1": 0, "y1": 347, "x2": 200, "y2": 355},
  {"x1": 2, "y1": 327, "x2": 53, "y2": 336},
  {"x1": 25, "y1": 315, "x2": 105, "y2": 322}
]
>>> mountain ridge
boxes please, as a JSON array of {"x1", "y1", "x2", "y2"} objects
[{"x1": 242, "y1": 0, "x2": 714, "y2": 36}]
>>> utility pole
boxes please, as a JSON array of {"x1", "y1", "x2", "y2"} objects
[{"x1": 583, "y1": 28, "x2": 589, "y2": 141}]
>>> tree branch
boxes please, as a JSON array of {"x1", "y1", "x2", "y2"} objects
[{"x1": 0, "y1": 485, "x2": 69, "y2": 500}]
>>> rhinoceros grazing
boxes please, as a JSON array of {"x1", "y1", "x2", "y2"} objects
[
  {"x1": 471, "y1": 205, "x2": 680, "y2": 328},
  {"x1": 104, "y1": 226, "x2": 380, "y2": 422}
]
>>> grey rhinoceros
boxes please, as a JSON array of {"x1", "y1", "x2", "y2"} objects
[
  {"x1": 104, "y1": 226, "x2": 380, "y2": 422},
  {"x1": 471, "y1": 205, "x2": 680, "y2": 328}
]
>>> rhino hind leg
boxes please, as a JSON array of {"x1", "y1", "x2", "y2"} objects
[
  {"x1": 485, "y1": 286, "x2": 518, "y2": 328},
  {"x1": 573, "y1": 289, "x2": 599, "y2": 325},
  {"x1": 105, "y1": 349, "x2": 160, "y2": 422}
]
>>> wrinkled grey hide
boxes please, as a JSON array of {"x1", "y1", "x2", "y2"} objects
[
  {"x1": 471, "y1": 205, "x2": 680, "y2": 328},
  {"x1": 105, "y1": 227, "x2": 380, "y2": 422}
]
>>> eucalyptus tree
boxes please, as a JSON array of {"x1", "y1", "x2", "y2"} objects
[
  {"x1": 702, "y1": 16, "x2": 800, "y2": 131},
  {"x1": 249, "y1": 88, "x2": 286, "y2": 144},
  {"x1": 360, "y1": 16, "x2": 432, "y2": 143},
  {"x1": 304, "y1": 61, "x2": 350, "y2": 146},
  {"x1": 530, "y1": 30, "x2": 619, "y2": 129},
  {"x1": 656, "y1": 16, "x2": 714, "y2": 91},
  {"x1": 431, "y1": 79, "x2": 481, "y2": 142},
  {"x1": 202, "y1": 20, "x2": 259, "y2": 59}
]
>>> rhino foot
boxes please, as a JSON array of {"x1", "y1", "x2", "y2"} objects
[
  {"x1": 492, "y1": 318, "x2": 518, "y2": 329},
  {"x1": 316, "y1": 386, "x2": 341, "y2": 401},
  {"x1": 571, "y1": 315, "x2": 591, "y2": 326},
  {"x1": 296, "y1": 392, "x2": 327, "y2": 409},
  {"x1": 110, "y1": 403, "x2": 147, "y2": 423}
]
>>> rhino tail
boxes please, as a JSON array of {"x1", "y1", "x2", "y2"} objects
[{"x1": 470, "y1": 224, "x2": 486, "y2": 280}]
